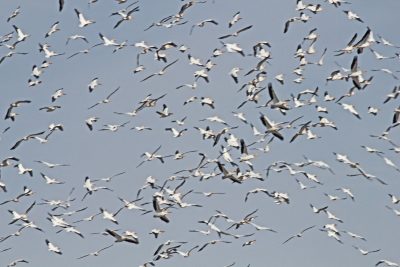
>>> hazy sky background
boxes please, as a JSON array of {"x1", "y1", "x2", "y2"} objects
[{"x1": 1, "y1": 0, "x2": 400, "y2": 266}]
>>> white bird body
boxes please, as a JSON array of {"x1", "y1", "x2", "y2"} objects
[
  {"x1": 75, "y1": 9, "x2": 95, "y2": 27},
  {"x1": 376, "y1": 260, "x2": 399, "y2": 267},
  {"x1": 341, "y1": 103, "x2": 361, "y2": 119},
  {"x1": 13, "y1": 25, "x2": 29, "y2": 42},
  {"x1": 344, "y1": 10, "x2": 363, "y2": 22},
  {"x1": 15, "y1": 163, "x2": 33, "y2": 177},
  {"x1": 46, "y1": 239, "x2": 62, "y2": 255},
  {"x1": 223, "y1": 43, "x2": 245, "y2": 56}
]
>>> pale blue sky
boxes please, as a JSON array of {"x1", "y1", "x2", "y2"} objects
[{"x1": 1, "y1": 0, "x2": 400, "y2": 266}]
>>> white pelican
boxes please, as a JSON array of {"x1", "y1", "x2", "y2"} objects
[
  {"x1": 45, "y1": 239, "x2": 62, "y2": 255},
  {"x1": 74, "y1": 9, "x2": 95, "y2": 27},
  {"x1": 282, "y1": 225, "x2": 315, "y2": 244},
  {"x1": 77, "y1": 244, "x2": 114, "y2": 259}
]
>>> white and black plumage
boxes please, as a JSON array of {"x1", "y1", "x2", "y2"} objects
[
  {"x1": 229, "y1": 67, "x2": 241, "y2": 84},
  {"x1": 31, "y1": 65, "x2": 43, "y2": 78},
  {"x1": 39, "y1": 105, "x2": 61, "y2": 112},
  {"x1": 149, "y1": 229, "x2": 165, "y2": 238},
  {"x1": 383, "y1": 86, "x2": 400, "y2": 104},
  {"x1": 375, "y1": 260, "x2": 399, "y2": 267},
  {"x1": 187, "y1": 54, "x2": 203, "y2": 66},
  {"x1": 0, "y1": 180, "x2": 7, "y2": 192},
  {"x1": 343, "y1": 10, "x2": 364, "y2": 23},
  {"x1": 118, "y1": 197, "x2": 146, "y2": 211},
  {"x1": 13, "y1": 25, "x2": 29, "y2": 43},
  {"x1": 111, "y1": 6, "x2": 139, "y2": 29},
  {"x1": 151, "y1": 195, "x2": 170, "y2": 223},
  {"x1": 7, "y1": 259, "x2": 28, "y2": 267},
  {"x1": 194, "y1": 69, "x2": 209, "y2": 83},
  {"x1": 14, "y1": 163, "x2": 33, "y2": 177},
  {"x1": 92, "y1": 33, "x2": 120, "y2": 48},
  {"x1": 156, "y1": 104, "x2": 173, "y2": 118},
  {"x1": 264, "y1": 82, "x2": 290, "y2": 113},
  {"x1": 45, "y1": 239, "x2": 62, "y2": 255},
  {"x1": 216, "y1": 161, "x2": 242, "y2": 184},
  {"x1": 354, "y1": 27, "x2": 375, "y2": 53},
  {"x1": 228, "y1": 11, "x2": 241, "y2": 27},
  {"x1": 99, "y1": 207, "x2": 124, "y2": 224},
  {"x1": 392, "y1": 107, "x2": 400, "y2": 124},
  {"x1": 190, "y1": 19, "x2": 218, "y2": 35},
  {"x1": 44, "y1": 123, "x2": 64, "y2": 140},
  {"x1": 175, "y1": 245, "x2": 199, "y2": 257},
  {"x1": 94, "y1": 171, "x2": 126, "y2": 183},
  {"x1": 99, "y1": 121, "x2": 129, "y2": 132},
  {"x1": 88, "y1": 78, "x2": 101, "y2": 92},
  {"x1": 219, "y1": 25, "x2": 253, "y2": 39},
  {"x1": 66, "y1": 35, "x2": 88, "y2": 45},
  {"x1": 340, "y1": 103, "x2": 361, "y2": 119},
  {"x1": 0, "y1": 157, "x2": 19, "y2": 168},
  {"x1": 221, "y1": 42, "x2": 245, "y2": 57},
  {"x1": 326, "y1": 0, "x2": 350, "y2": 7},
  {"x1": 290, "y1": 121, "x2": 312, "y2": 143},
  {"x1": 82, "y1": 176, "x2": 113, "y2": 201},
  {"x1": 35, "y1": 160, "x2": 69, "y2": 168},
  {"x1": 335, "y1": 33, "x2": 358, "y2": 56},
  {"x1": 137, "y1": 145, "x2": 165, "y2": 168},
  {"x1": 38, "y1": 43, "x2": 64, "y2": 58},
  {"x1": 77, "y1": 244, "x2": 114, "y2": 259},
  {"x1": 40, "y1": 173, "x2": 65, "y2": 185},
  {"x1": 51, "y1": 88, "x2": 66, "y2": 102},
  {"x1": 140, "y1": 59, "x2": 179, "y2": 82},
  {"x1": 10, "y1": 131, "x2": 45, "y2": 150},
  {"x1": 282, "y1": 225, "x2": 315, "y2": 244},
  {"x1": 310, "y1": 204, "x2": 328, "y2": 213},
  {"x1": 0, "y1": 186, "x2": 33, "y2": 205},
  {"x1": 349, "y1": 56, "x2": 363, "y2": 89},
  {"x1": 5, "y1": 100, "x2": 31, "y2": 121},
  {"x1": 88, "y1": 86, "x2": 120, "y2": 109},
  {"x1": 67, "y1": 49, "x2": 90, "y2": 60},
  {"x1": 8, "y1": 201, "x2": 36, "y2": 225},
  {"x1": 0, "y1": 51, "x2": 28, "y2": 65},
  {"x1": 7, "y1": 6, "x2": 21, "y2": 22},
  {"x1": 45, "y1": 21, "x2": 60, "y2": 38},
  {"x1": 74, "y1": 9, "x2": 95, "y2": 27},
  {"x1": 136, "y1": 93, "x2": 167, "y2": 111},
  {"x1": 352, "y1": 245, "x2": 380, "y2": 255},
  {"x1": 259, "y1": 113, "x2": 284, "y2": 141},
  {"x1": 198, "y1": 240, "x2": 232, "y2": 252},
  {"x1": 283, "y1": 13, "x2": 307, "y2": 34},
  {"x1": 200, "y1": 97, "x2": 215, "y2": 109},
  {"x1": 244, "y1": 188, "x2": 269, "y2": 202},
  {"x1": 165, "y1": 128, "x2": 187, "y2": 138}
]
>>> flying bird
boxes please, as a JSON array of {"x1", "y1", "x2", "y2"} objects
[
  {"x1": 45, "y1": 21, "x2": 60, "y2": 38},
  {"x1": 11, "y1": 131, "x2": 45, "y2": 150},
  {"x1": 282, "y1": 225, "x2": 315, "y2": 244},
  {"x1": 218, "y1": 25, "x2": 253, "y2": 39},
  {"x1": 228, "y1": 11, "x2": 241, "y2": 28},
  {"x1": 77, "y1": 244, "x2": 114, "y2": 259},
  {"x1": 88, "y1": 86, "x2": 121, "y2": 109},
  {"x1": 259, "y1": 113, "x2": 284, "y2": 140},
  {"x1": 74, "y1": 9, "x2": 95, "y2": 27},
  {"x1": 45, "y1": 239, "x2": 62, "y2": 255},
  {"x1": 190, "y1": 19, "x2": 218, "y2": 35},
  {"x1": 7, "y1": 6, "x2": 21, "y2": 22},
  {"x1": 111, "y1": 6, "x2": 139, "y2": 29},
  {"x1": 58, "y1": 0, "x2": 64, "y2": 11},
  {"x1": 140, "y1": 59, "x2": 179, "y2": 82}
]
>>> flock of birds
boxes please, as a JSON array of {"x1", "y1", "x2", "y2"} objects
[{"x1": 1, "y1": 0, "x2": 400, "y2": 266}]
